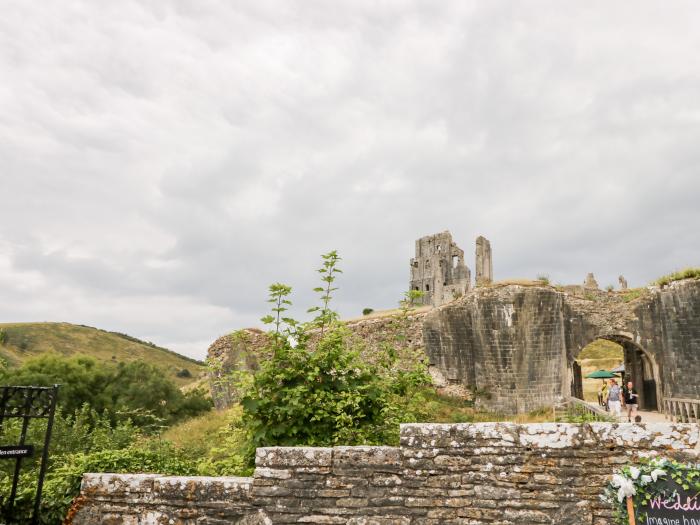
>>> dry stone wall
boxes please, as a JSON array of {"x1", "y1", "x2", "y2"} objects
[{"x1": 70, "y1": 422, "x2": 699, "y2": 525}]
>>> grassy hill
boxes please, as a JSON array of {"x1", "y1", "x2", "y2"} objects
[
  {"x1": 577, "y1": 339, "x2": 624, "y2": 402},
  {"x1": 0, "y1": 322, "x2": 205, "y2": 387}
]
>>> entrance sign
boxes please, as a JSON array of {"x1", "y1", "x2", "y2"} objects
[{"x1": 0, "y1": 385, "x2": 59, "y2": 524}]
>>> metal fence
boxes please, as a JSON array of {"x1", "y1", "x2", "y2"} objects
[{"x1": 0, "y1": 385, "x2": 59, "y2": 523}]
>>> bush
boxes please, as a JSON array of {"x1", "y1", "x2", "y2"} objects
[
  {"x1": 536, "y1": 274, "x2": 550, "y2": 285},
  {"x1": 654, "y1": 267, "x2": 700, "y2": 287},
  {"x1": 237, "y1": 253, "x2": 431, "y2": 463},
  {"x1": 621, "y1": 288, "x2": 646, "y2": 303},
  {"x1": 176, "y1": 368, "x2": 192, "y2": 378},
  {"x1": 240, "y1": 327, "x2": 396, "y2": 451},
  {"x1": 0, "y1": 441, "x2": 199, "y2": 524},
  {"x1": 0, "y1": 356, "x2": 212, "y2": 428},
  {"x1": 362, "y1": 308, "x2": 374, "y2": 316}
]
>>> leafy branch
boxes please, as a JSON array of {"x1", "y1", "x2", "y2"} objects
[{"x1": 307, "y1": 250, "x2": 342, "y2": 337}]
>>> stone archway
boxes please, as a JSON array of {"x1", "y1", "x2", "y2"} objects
[
  {"x1": 571, "y1": 334, "x2": 662, "y2": 411},
  {"x1": 600, "y1": 334, "x2": 662, "y2": 411}
]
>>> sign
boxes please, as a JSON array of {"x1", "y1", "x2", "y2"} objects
[
  {"x1": 0, "y1": 445, "x2": 35, "y2": 459},
  {"x1": 628, "y1": 479, "x2": 700, "y2": 525}
]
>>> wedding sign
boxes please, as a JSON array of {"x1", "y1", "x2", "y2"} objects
[
  {"x1": 630, "y1": 479, "x2": 700, "y2": 525},
  {"x1": 603, "y1": 458, "x2": 700, "y2": 525}
]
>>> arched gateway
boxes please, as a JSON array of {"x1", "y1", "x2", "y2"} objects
[
  {"x1": 423, "y1": 278, "x2": 699, "y2": 415},
  {"x1": 572, "y1": 334, "x2": 661, "y2": 411}
]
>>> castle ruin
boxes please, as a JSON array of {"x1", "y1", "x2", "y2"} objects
[
  {"x1": 409, "y1": 231, "x2": 471, "y2": 306},
  {"x1": 475, "y1": 235, "x2": 493, "y2": 286}
]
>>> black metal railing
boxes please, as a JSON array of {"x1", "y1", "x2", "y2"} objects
[{"x1": 0, "y1": 385, "x2": 59, "y2": 523}]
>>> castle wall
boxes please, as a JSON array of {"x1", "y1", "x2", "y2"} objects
[
  {"x1": 70, "y1": 422, "x2": 700, "y2": 525},
  {"x1": 631, "y1": 279, "x2": 700, "y2": 401},
  {"x1": 423, "y1": 286, "x2": 569, "y2": 413},
  {"x1": 423, "y1": 279, "x2": 700, "y2": 413}
]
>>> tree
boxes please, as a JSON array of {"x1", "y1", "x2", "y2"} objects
[{"x1": 1, "y1": 356, "x2": 211, "y2": 428}]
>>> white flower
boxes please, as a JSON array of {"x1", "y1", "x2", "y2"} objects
[
  {"x1": 629, "y1": 467, "x2": 641, "y2": 480},
  {"x1": 640, "y1": 475, "x2": 653, "y2": 485},
  {"x1": 611, "y1": 474, "x2": 627, "y2": 488},
  {"x1": 617, "y1": 478, "x2": 637, "y2": 502},
  {"x1": 611, "y1": 474, "x2": 637, "y2": 502},
  {"x1": 650, "y1": 469, "x2": 667, "y2": 482}
]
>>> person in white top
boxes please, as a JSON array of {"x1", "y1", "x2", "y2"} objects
[{"x1": 607, "y1": 379, "x2": 622, "y2": 417}]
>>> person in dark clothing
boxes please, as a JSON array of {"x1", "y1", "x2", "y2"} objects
[{"x1": 623, "y1": 381, "x2": 639, "y2": 422}]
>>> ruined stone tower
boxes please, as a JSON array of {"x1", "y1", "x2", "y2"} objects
[
  {"x1": 475, "y1": 235, "x2": 493, "y2": 286},
  {"x1": 410, "y1": 231, "x2": 471, "y2": 306}
]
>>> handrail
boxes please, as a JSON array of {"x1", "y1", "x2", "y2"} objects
[
  {"x1": 566, "y1": 397, "x2": 614, "y2": 420},
  {"x1": 664, "y1": 397, "x2": 700, "y2": 423}
]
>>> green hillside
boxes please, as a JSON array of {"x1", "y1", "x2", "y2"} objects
[
  {"x1": 0, "y1": 322, "x2": 205, "y2": 387},
  {"x1": 577, "y1": 339, "x2": 624, "y2": 402}
]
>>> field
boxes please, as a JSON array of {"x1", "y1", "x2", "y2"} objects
[
  {"x1": 0, "y1": 322, "x2": 205, "y2": 387},
  {"x1": 577, "y1": 339, "x2": 623, "y2": 402}
]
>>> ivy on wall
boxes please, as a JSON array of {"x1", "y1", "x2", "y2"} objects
[{"x1": 603, "y1": 457, "x2": 700, "y2": 524}]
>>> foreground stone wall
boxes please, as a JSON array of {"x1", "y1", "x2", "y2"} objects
[{"x1": 70, "y1": 422, "x2": 699, "y2": 525}]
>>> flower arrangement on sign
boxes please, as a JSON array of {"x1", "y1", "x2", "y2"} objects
[{"x1": 602, "y1": 457, "x2": 700, "y2": 525}]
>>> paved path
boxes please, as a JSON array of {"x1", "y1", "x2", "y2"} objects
[{"x1": 587, "y1": 402, "x2": 668, "y2": 423}]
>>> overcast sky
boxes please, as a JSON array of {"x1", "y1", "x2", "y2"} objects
[{"x1": 1, "y1": 1, "x2": 699, "y2": 359}]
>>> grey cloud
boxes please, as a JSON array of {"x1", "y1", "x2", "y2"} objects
[{"x1": 1, "y1": 0, "x2": 699, "y2": 359}]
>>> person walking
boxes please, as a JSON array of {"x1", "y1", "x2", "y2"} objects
[
  {"x1": 608, "y1": 379, "x2": 622, "y2": 418},
  {"x1": 599, "y1": 381, "x2": 609, "y2": 409},
  {"x1": 623, "y1": 381, "x2": 639, "y2": 422}
]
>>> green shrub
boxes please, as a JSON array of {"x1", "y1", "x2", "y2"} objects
[
  {"x1": 238, "y1": 253, "x2": 431, "y2": 462},
  {"x1": 654, "y1": 267, "x2": 700, "y2": 287},
  {"x1": 175, "y1": 368, "x2": 192, "y2": 378},
  {"x1": 536, "y1": 274, "x2": 550, "y2": 285},
  {"x1": 0, "y1": 356, "x2": 212, "y2": 428},
  {"x1": 0, "y1": 441, "x2": 199, "y2": 524},
  {"x1": 621, "y1": 288, "x2": 646, "y2": 302},
  {"x1": 362, "y1": 308, "x2": 374, "y2": 316},
  {"x1": 240, "y1": 327, "x2": 397, "y2": 451}
]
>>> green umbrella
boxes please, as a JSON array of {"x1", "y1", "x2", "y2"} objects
[{"x1": 585, "y1": 370, "x2": 617, "y2": 379}]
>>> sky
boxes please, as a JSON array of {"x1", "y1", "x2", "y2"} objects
[{"x1": 1, "y1": 1, "x2": 699, "y2": 360}]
